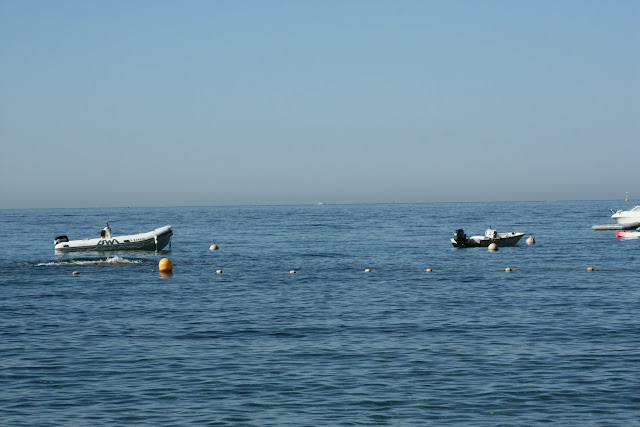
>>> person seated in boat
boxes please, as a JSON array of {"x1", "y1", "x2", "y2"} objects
[
  {"x1": 99, "y1": 222, "x2": 112, "y2": 239},
  {"x1": 485, "y1": 228, "x2": 498, "y2": 239}
]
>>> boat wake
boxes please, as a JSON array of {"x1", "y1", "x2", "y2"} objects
[{"x1": 36, "y1": 256, "x2": 146, "y2": 267}]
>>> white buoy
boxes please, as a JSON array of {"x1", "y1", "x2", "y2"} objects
[
  {"x1": 364, "y1": 268, "x2": 371, "y2": 273},
  {"x1": 216, "y1": 269, "x2": 223, "y2": 274},
  {"x1": 289, "y1": 270, "x2": 297, "y2": 274},
  {"x1": 505, "y1": 267, "x2": 512, "y2": 272},
  {"x1": 209, "y1": 241, "x2": 219, "y2": 251},
  {"x1": 425, "y1": 268, "x2": 433, "y2": 272},
  {"x1": 526, "y1": 234, "x2": 535, "y2": 245},
  {"x1": 488, "y1": 243, "x2": 498, "y2": 251}
]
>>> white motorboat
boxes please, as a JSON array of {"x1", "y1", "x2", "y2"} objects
[
  {"x1": 451, "y1": 227, "x2": 525, "y2": 248},
  {"x1": 611, "y1": 205, "x2": 640, "y2": 224},
  {"x1": 54, "y1": 222, "x2": 172, "y2": 252}
]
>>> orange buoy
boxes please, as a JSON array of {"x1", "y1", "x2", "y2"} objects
[{"x1": 159, "y1": 258, "x2": 173, "y2": 273}]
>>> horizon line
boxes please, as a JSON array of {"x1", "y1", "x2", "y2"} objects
[{"x1": 1, "y1": 198, "x2": 635, "y2": 211}]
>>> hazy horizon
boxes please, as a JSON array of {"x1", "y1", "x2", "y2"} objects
[{"x1": 1, "y1": 196, "x2": 637, "y2": 211}]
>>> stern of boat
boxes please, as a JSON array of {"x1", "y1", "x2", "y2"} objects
[{"x1": 154, "y1": 225, "x2": 173, "y2": 250}]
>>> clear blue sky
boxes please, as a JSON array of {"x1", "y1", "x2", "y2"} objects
[{"x1": 1, "y1": 0, "x2": 638, "y2": 208}]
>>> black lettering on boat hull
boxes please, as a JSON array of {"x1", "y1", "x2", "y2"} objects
[{"x1": 98, "y1": 239, "x2": 120, "y2": 246}]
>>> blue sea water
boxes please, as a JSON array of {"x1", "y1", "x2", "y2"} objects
[{"x1": 0, "y1": 201, "x2": 638, "y2": 425}]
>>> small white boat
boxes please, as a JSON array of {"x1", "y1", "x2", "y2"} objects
[
  {"x1": 616, "y1": 230, "x2": 640, "y2": 239},
  {"x1": 611, "y1": 205, "x2": 640, "y2": 224},
  {"x1": 451, "y1": 227, "x2": 525, "y2": 248},
  {"x1": 54, "y1": 222, "x2": 172, "y2": 252}
]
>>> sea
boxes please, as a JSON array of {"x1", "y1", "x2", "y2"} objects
[{"x1": 1, "y1": 201, "x2": 638, "y2": 426}]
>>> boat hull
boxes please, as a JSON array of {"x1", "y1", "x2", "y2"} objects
[
  {"x1": 451, "y1": 232, "x2": 525, "y2": 248},
  {"x1": 54, "y1": 225, "x2": 172, "y2": 252},
  {"x1": 592, "y1": 222, "x2": 640, "y2": 231}
]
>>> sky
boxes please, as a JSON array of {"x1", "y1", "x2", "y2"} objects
[{"x1": 1, "y1": 0, "x2": 639, "y2": 209}]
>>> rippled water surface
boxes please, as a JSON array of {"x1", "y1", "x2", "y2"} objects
[{"x1": 1, "y1": 201, "x2": 638, "y2": 425}]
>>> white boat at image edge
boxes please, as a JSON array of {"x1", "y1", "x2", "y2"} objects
[
  {"x1": 611, "y1": 205, "x2": 640, "y2": 224},
  {"x1": 451, "y1": 227, "x2": 525, "y2": 248},
  {"x1": 616, "y1": 230, "x2": 640, "y2": 239},
  {"x1": 54, "y1": 222, "x2": 172, "y2": 252}
]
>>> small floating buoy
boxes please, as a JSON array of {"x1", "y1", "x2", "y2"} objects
[
  {"x1": 289, "y1": 270, "x2": 297, "y2": 274},
  {"x1": 526, "y1": 234, "x2": 535, "y2": 245},
  {"x1": 72, "y1": 271, "x2": 79, "y2": 275},
  {"x1": 425, "y1": 268, "x2": 433, "y2": 272},
  {"x1": 209, "y1": 241, "x2": 219, "y2": 251},
  {"x1": 216, "y1": 269, "x2": 223, "y2": 274},
  {"x1": 159, "y1": 258, "x2": 173, "y2": 273},
  {"x1": 587, "y1": 267, "x2": 594, "y2": 271},
  {"x1": 505, "y1": 267, "x2": 512, "y2": 272},
  {"x1": 364, "y1": 268, "x2": 371, "y2": 273},
  {"x1": 488, "y1": 243, "x2": 498, "y2": 251}
]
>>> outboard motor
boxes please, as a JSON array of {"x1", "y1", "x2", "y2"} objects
[
  {"x1": 100, "y1": 221, "x2": 112, "y2": 239},
  {"x1": 54, "y1": 235, "x2": 69, "y2": 245},
  {"x1": 453, "y1": 229, "x2": 467, "y2": 247}
]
